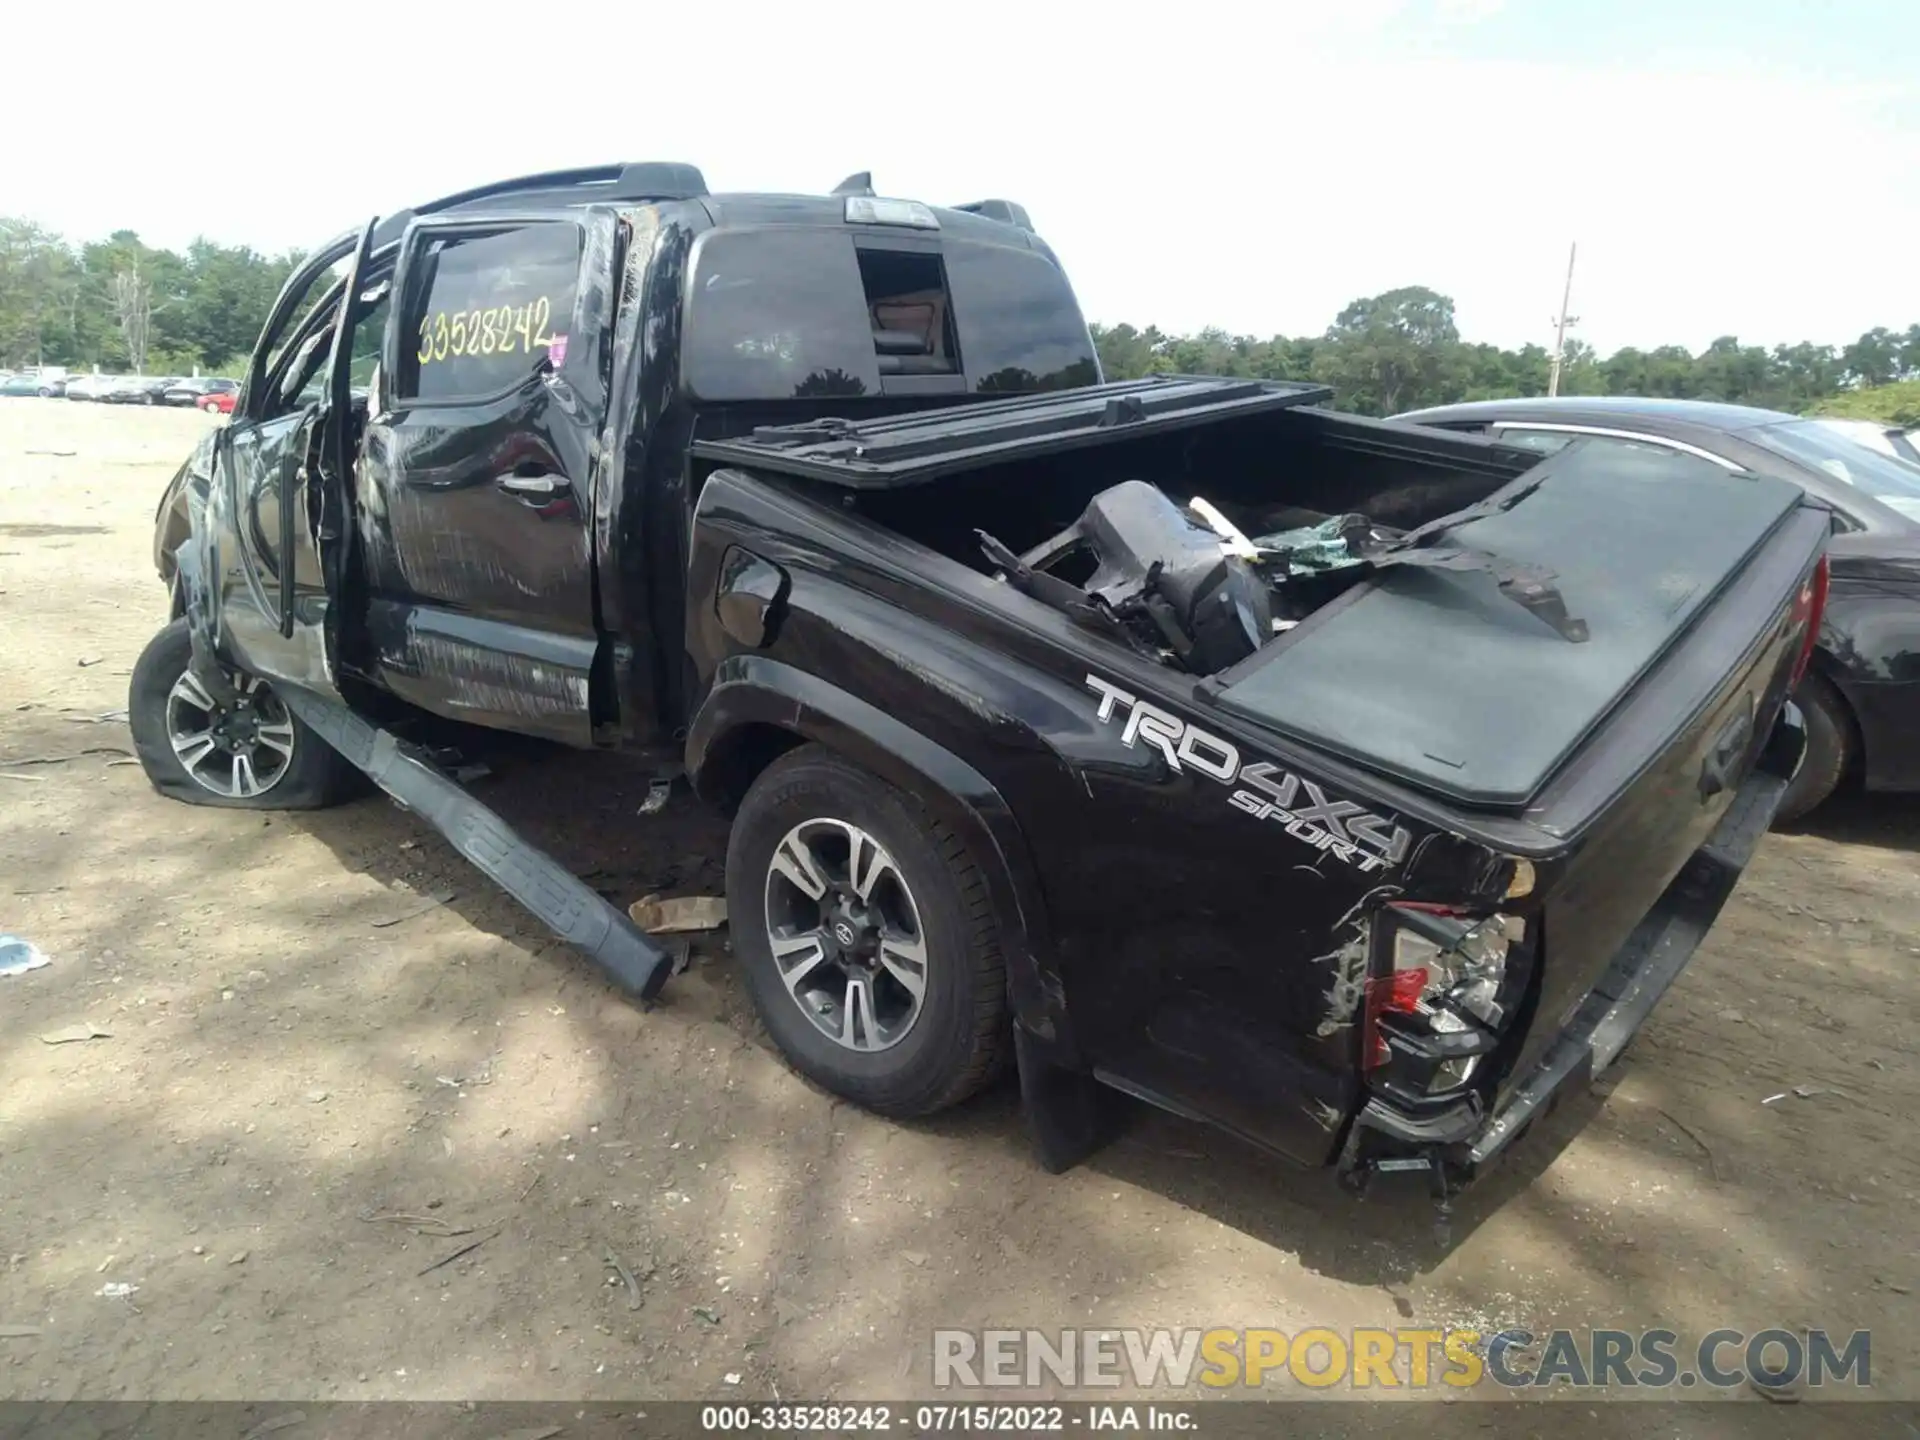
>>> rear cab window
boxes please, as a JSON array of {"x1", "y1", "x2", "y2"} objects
[
  {"x1": 682, "y1": 226, "x2": 1097, "y2": 401},
  {"x1": 393, "y1": 223, "x2": 584, "y2": 405}
]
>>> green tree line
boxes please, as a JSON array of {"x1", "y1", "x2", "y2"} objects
[
  {"x1": 1092, "y1": 285, "x2": 1920, "y2": 418},
  {"x1": 0, "y1": 217, "x2": 302, "y2": 376},
  {"x1": 8, "y1": 217, "x2": 1919, "y2": 418}
]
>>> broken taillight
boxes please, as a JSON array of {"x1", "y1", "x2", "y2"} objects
[
  {"x1": 1362, "y1": 903, "x2": 1524, "y2": 1083},
  {"x1": 1789, "y1": 554, "x2": 1829, "y2": 689}
]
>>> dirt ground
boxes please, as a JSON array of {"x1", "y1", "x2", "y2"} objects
[{"x1": 1, "y1": 399, "x2": 1916, "y2": 1429}]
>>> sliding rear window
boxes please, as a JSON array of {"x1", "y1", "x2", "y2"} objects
[{"x1": 682, "y1": 228, "x2": 1095, "y2": 401}]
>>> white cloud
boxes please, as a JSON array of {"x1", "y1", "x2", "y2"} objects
[
  {"x1": 1, "y1": 0, "x2": 1912, "y2": 354},
  {"x1": 1434, "y1": 0, "x2": 1509, "y2": 24}
]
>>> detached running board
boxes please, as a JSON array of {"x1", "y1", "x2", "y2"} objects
[{"x1": 280, "y1": 687, "x2": 674, "y2": 1003}]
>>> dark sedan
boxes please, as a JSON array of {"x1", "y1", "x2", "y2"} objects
[
  {"x1": 103, "y1": 376, "x2": 183, "y2": 405},
  {"x1": 1394, "y1": 396, "x2": 1920, "y2": 823}
]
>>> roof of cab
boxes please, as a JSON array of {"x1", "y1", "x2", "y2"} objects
[{"x1": 363, "y1": 162, "x2": 1040, "y2": 253}]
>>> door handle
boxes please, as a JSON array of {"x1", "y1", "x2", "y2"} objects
[{"x1": 496, "y1": 472, "x2": 571, "y2": 500}]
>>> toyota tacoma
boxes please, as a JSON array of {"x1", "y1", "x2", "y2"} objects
[{"x1": 135, "y1": 162, "x2": 1828, "y2": 1222}]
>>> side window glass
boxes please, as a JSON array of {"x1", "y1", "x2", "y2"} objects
[
  {"x1": 269, "y1": 285, "x2": 389, "y2": 417},
  {"x1": 395, "y1": 224, "x2": 583, "y2": 405}
]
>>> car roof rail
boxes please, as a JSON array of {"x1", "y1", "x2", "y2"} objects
[
  {"x1": 952, "y1": 199, "x2": 1033, "y2": 230},
  {"x1": 369, "y1": 162, "x2": 710, "y2": 249},
  {"x1": 612, "y1": 162, "x2": 709, "y2": 200},
  {"x1": 832, "y1": 171, "x2": 876, "y2": 196},
  {"x1": 425, "y1": 161, "x2": 708, "y2": 213}
]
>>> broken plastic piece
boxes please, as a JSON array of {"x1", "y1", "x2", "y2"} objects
[
  {"x1": 639, "y1": 778, "x2": 674, "y2": 815},
  {"x1": 41, "y1": 1022, "x2": 110, "y2": 1045},
  {"x1": 0, "y1": 937, "x2": 51, "y2": 978},
  {"x1": 627, "y1": 894, "x2": 728, "y2": 934},
  {"x1": 991, "y1": 480, "x2": 1272, "y2": 674},
  {"x1": 1187, "y1": 496, "x2": 1261, "y2": 560}
]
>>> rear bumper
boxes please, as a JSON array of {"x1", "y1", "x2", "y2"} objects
[{"x1": 1343, "y1": 699, "x2": 1807, "y2": 1186}]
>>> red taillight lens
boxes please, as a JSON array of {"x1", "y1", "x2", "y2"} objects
[
  {"x1": 1361, "y1": 904, "x2": 1524, "y2": 1072},
  {"x1": 1789, "y1": 555, "x2": 1829, "y2": 689}
]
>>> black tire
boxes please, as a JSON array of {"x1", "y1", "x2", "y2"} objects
[
  {"x1": 128, "y1": 618, "x2": 361, "y2": 810},
  {"x1": 1776, "y1": 672, "x2": 1853, "y2": 825},
  {"x1": 726, "y1": 744, "x2": 1010, "y2": 1118}
]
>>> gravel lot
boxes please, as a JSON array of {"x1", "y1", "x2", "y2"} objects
[{"x1": 0, "y1": 399, "x2": 1915, "y2": 1431}]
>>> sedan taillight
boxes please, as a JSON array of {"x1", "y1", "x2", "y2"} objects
[{"x1": 1789, "y1": 555, "x2": 1829, "y2": 689}]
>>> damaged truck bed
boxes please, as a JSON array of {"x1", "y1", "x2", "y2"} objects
[{"x1": 134, "y1": 164, "x2": 1830, "y2": 1218}]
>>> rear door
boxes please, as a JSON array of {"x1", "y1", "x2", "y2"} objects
[{"x1": 357, "y1": 209, "x2": 620, "y2": 745}]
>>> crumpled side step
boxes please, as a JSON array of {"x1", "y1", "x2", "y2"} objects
[{"x1": 280, "y1": 687, "x2": 673, "y2": 1003}]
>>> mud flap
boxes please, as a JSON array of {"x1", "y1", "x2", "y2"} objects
[
  {"x1": 1014, "y1": 1024, "x2": 1124, "y2": 1173},
  {"x1": 278, "y1": 686, "x2": 673, "y2": 1003}
]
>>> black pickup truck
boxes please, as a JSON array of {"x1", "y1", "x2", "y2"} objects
[{"x1": 135, "y1": 162, "x2": 1828, "y2": 1219}]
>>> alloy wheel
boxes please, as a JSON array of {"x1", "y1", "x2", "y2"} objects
[
  {"x1": 165, "y1": 667, "x2": 297, "y2": 799},
  {"x1": 763, "y1": 818, "x2": 930, "y2": 1052}
]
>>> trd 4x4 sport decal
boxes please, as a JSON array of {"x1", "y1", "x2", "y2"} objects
[{"x1": 1085, "y1": 674, "x2": 1411, "y2": 874}]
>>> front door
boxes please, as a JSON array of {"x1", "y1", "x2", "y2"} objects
[
  {"x1": 207, "y1": 223, "x2": 384, "y2": 702},
  {"x1": 356, "y1": 211, "x2": 618, "y2": 746}
]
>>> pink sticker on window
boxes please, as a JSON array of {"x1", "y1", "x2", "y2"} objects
[{"x1": 547, "y1": 333, "x2": 569, "y2": 368}]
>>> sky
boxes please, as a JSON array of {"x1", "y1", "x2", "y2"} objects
[{"x1": 5, "y1": 0, "x2": 1916, "y2": 356}]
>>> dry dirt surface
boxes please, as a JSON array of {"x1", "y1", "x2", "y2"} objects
[{"x1": 1, "y1": 399, "x2": 1916, "y2": 1432}]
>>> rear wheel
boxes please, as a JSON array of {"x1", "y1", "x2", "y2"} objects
[
  {"x1": 201, "y1": 399, "x2": 219, "y2": 413},
  {"x1": 726, "y1": 745, "x2": 1010, "y2": 1117},
  {"x1": 1776, "y1": 673, "x2": 1853, "y2": 825},
  {"x1": 128, "y1": 619, "x2": 360, "y2": 810}
]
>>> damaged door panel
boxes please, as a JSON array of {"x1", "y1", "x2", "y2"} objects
[{"x1": 355, "y1": 210, "x2": 617, "y2": 745}]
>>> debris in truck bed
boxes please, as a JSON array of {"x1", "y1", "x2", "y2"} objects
[
  {"x1": 979, "y1": 479, "x2": 1271, "y2": 674},
  {"x1": 1251, "y1": 513, "x2": 1390, "y2": 575},
  {"x1": 977, "y1": 475, "x2": 1589, "y2": 680}
]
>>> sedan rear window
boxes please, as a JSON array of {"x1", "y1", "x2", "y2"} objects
[{"x1": 1751, "y1": 420, "x2": 1920, "y2": 523}]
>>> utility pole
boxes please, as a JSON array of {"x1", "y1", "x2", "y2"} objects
[{"x1": 1546, "y1": 241, "x2": 1579, "y2": 397}]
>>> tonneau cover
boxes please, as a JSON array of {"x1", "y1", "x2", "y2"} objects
[
  {"x1": 1211, "y1": 445, "x2": 1806, "y2": 807},
  {"x1": 691, "y1": 375, "x2": 1331, "y2": 488}
]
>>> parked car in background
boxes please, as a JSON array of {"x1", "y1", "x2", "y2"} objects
[
  {"x1": 1811, "y1": 416, "x2": 1920, "y2": 467},
  {"x1": 2, "y1": 369, "x2": 68, "y2": 396},
  {"x1": 195, "y1": 386, "x2": 238, "y2": 415},
  {"x1": 64, "y1": 374, "x2": 124, "y2": 401},
  {"x1": 1395, "y1": 396, "x2": 1920, "y2": 824},
  {"x1": 101, "y1": 376, "x2": 182, "y2": 405},
  {"x1": 162, "y1": 377, "x2": 240, "y2": 407}
]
